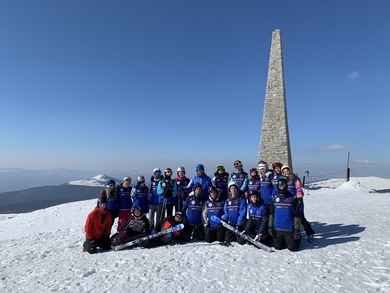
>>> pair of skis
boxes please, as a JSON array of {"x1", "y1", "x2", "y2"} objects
[
  {"x1": 113, "y1": 224, "x2": 185, "y2": 251},
  {"x1": 211, "y1": 216, "x2": 273, "y2": 253}
]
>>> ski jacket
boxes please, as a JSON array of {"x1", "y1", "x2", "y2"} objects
[
  {"x1": 246, "y1": 202, "x2": 269, "y2": 235},
  {"x1": 260, "y1": 172, "x2": 274, "y2": 204},
  {"x1": 122, "y1": 214, "x2": 150, "y2": 234},
  {"x1": 228, "y1": 170, "x2": 249, "y2": 193},
  {"x1": 222, "y1": 195, "x2": 247, "y2": 226},
  {"x1": 175, "y1": 176, "x2": 191, "y2": 202},
  {"x1": 84, "y1": 207, "x2": 112, "y2": 240},
  {"x1": 247, "y1": 175, "x2": 261, "y2": 196},
  {"x1": 157, "y1": 177, "x2": 178, "y2": 204},
  {"x1": 270, "y1": 191, "x2": 300, "y2": 231},
  {"x1": 117, "y1": 184, "x2": 134, "y2": 210},
  {"x1": 183, "y1": 194, "x2": 204, "y2": 225},
  {"x1": 106, "y1": 189, "x2": 119, "y2": 212},
  {"x1": 286, "y1": 175, "x2": 304, "y2": 197},
  {"x1": 182, "y1": 173, "x2": 214, "y2": 201},
  {"x1": 272, "y1": 172, "x2": 284, "y2": 195},
  {"x1": 212, "y1": 172, "x2": 229, "y2": 201},
  {"x1": 133, "y1": 183, "x2": 150, "y2": 214},
  {"x1": 202, "y1": 198, "x2": 225, "y2": 228},
  {"x1": 157, "y1": 216, "x2": 183, "y2": 239},
  {"x1": 149, "y1": 177, "x2": 161, "y2": 205}
]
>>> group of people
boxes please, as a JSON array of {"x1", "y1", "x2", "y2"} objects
[{"x1": 83, "y1": 160, "x2": 315, "y2": 254}]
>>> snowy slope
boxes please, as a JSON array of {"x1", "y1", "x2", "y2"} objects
[{"x1": 0, "y1": 178, "x2": 389, "y2": 292}]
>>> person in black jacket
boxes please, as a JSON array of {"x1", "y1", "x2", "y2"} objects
[{"x1": 110, "y1": 205, "x2": 150, "y2": 248}]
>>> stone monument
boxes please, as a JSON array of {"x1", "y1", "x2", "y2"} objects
[{"x1": 258, "y1": 29, "x2": 292, "y2": 169}]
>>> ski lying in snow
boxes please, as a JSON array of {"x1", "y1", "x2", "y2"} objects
[
  {"x1": 211, "y1": 216, "x2": 273, "y2": 253},
  {"x1": 113, "y1": 224, "x2": 185, "y2": 251}
]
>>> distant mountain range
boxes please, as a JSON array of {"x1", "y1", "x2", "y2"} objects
[{"x1": 0, "y1": 174, "x2": 121, "y2": 214}]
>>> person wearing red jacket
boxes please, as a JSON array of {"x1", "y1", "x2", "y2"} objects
[{"x1": 83, "y1": 193, "x2": 113, "y2": 254}]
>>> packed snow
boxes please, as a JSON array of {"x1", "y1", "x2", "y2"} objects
[{"x1": 1, "y1": 177, "x2": 389, "y2": 292}]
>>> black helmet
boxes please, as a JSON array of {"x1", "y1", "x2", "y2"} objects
[
  {"x1": 137, "y1": 175, "x2": 145, "y2": 183},
  {"x1": 107, "y1": 180, "x2": 116, "y2": 188},
  {"x1": 193, "y1": 183, "x2": 202, "y2": 191},
  {"x1": 277, "y1": 178, "x2": 288, "y2": 191},
  {"x1": 208, "y1": 186, "x2": 217, "y2": 194}
]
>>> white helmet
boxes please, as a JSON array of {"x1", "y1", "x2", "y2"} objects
[{"x1": 177, "y1": 166, "x2": 186, "y2": 174}]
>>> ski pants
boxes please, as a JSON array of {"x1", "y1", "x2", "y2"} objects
[
  {"x1": 300, "y1": 211, "x2": 315, "y2": 236},
  {"x1": 225, "y1": 224, "x2": 246, "y2": 245},
  {"x1": 205, "y1": 225, "x2": 225, "y2": 243},
  {"x1": 184, "y1": 224, "x2": 205, "y2": 242},
  {"x1": 83, "y1": 235, "x2": 111, "y2": 254},
  {"x1": 273, "y1": 230, "x2": 301, "y2": 252},
  {"x1": 148, "y1": 205, "x2": 159, "y2": 228}
]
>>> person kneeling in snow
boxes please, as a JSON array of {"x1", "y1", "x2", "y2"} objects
[
  {"x1": 83, "y1": 193, "x2": 112, "y2": 254},
  {"x1": 110, "y1": 205, "x2": 150, "y2": 248}
]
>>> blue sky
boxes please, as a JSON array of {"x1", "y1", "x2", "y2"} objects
[{"x1": 1, "y1": 0, "x2": 389, "y2": 179}]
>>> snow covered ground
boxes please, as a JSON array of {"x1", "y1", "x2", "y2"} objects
[{"x1": 1, "y1": 177, "x2": 389, "y2": 292}]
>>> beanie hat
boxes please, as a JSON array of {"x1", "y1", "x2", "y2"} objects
[
  {"x1": 195, "y1": 164, "x2": 204, "y2": 171},
  {"x1": 258, "y1": 163, "x2": 268, "y2": 170}
]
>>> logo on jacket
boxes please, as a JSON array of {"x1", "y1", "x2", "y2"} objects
[{"x1": 191, "y1": 201, "x2": 195, "y2": 205}]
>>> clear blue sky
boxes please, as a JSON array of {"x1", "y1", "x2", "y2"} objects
[{"x1": 1, "y1": 1, "x2": 389, "y2": 178}]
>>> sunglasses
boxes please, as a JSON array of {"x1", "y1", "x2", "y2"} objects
[{"x1": 108, "y1": 184, "x2": 116, "y2": 188}]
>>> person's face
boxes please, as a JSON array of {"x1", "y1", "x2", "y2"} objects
[
  {"x1": 278, "y1": 182, "x2": 286, "y2": 190},
  {"x1": 166, "y1": 170, "x2": 172, "y2": 176},
  {"x1": 178, "y1": 171, "x2": 184, "y2": 177},
  {"x1": 230, "y1": 186, "x2": 238, "y2": 197},
  {"x1": 99, "y1": 202, "x2": 106, "y2": 211},
  {"x1": 274, "y1": 166, "x2": 281, "y2": 174},
  {"x1": 250, "y1": 195, "x2": 257, "y2": 203},
  {"x1": 210, "y1": 191, "x2": 217, "y2": 199},
  {"x1": 134, "y1": 209, "x2": 141, "y2": 217},
  {"x1": 123, "y1": 179, "x2": 131, "y2": 187},
  {"x1": 250, "y1": 171, "x2": 257, "y2": 177},
  {"x1": 195, "y1": 187, "x2": 202, "y2": 196},
  {"x1": 175, "y1": 214, "x2": 183, "y2": 222},
  {"x1": 282, "y1": 169, "x2": 291, "y2": 178},
  {"x1": 259, "y1": 168, "x2": 266, "y2": 175},
  {"x1": 154, "y1": 171, "x2": 161, "y2": 179},
  {"x1": 234, "y1": 163, "x2": 242, "y2": 170},
  {"x1": 196, "y1": 169, "x2": 204, "y2": 176}
]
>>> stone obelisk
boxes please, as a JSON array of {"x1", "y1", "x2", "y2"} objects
[{"x1": 258, "y1": 29, "x2": 292, "y2": 169}]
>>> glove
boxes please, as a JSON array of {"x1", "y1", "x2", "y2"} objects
[
  {"x1": 293, "y1": 230, "x2": 302, "y2": 240},
  {"x1": 151, "y1": 230, "x2": 156, "y2": 236},
  {"x1": 90, "y1": 239, "x2": 96, "y2": 245},
  {"x1": 268, "y1": 227, "x2": 276, "y2": 237}
]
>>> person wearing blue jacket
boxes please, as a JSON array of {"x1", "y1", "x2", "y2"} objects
[
  {"x1": 222, "y1": 182, "x2": 247, "y2": 244},
  {"x1": 245, "y1": 168, "x2": 261, "y2": 203},
  {"x1": 212, "y1": 165, "x2": 229, "y2": 201},
  {"x1": 258, "y1": 161, "x2": 274, "y2": 208},
  {"x1": 271, "y1": 162, "x2": 284, "y2": 195},
  {"x1": 182, "y1": 164, "x2": 214, "y2": 201},
  {"x1": 133, "y1": 176, "x2": 149, "y2": 215},
  {"x1": 228, "y1": 160, "x2": 249, "y2": 195},
  {"x1": 244, "y1": 190, "x2": 272, "y2": 247},
  {"x1": 182, "y1": 183, "x2": 205, "y2": 242},
  {"x1": 269, "y1": 178, "x2": 301, "y2": 252},
  {"x1": 202, "y1": 186, "x2": 225, "y2": 243}
]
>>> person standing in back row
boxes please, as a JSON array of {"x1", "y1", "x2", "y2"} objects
[
  {"x1": 228, "y1": 160, "x2": 248, "y2": 196},
  {"x1": 157, "y1": 168, "x2": 178, "y2": 219},
  {"x1": 281, "y1": 165, "x2": 315, "y2": 243},
  {"x1": 182, "y1": 164, "x2": 214, "y2": 202}
]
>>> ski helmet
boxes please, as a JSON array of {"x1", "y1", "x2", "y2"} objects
[
  {"x1": 228, "y1": 182, "x2": 239, "y2": 191},
  {"x1": 153, "y1": 168, "x2": 161, "y2": 174},
  {"x1": 277, "y1": 178, "x2": 288, "y2": 191},
  {"x1": 208, "y1": 186, "x2": 218, "y2": 194},
  {"x1": 123, "y1": 176, "x2": 131, "y2": 183},
  {"x1": 193, "y1": 183, "x2": 202, "y2": 191},
  {"x1": 216, "y1": 165, "x2": 225, "y2": 172},
  {"x1": 281, "y1": 165, "x2": 291, "y2": 174},
  {"x1": 106, "y1": 179, "x2": 116, "y2": 188},
  {"x1": 250, "y1": 168, "x2": 258, "y2": 174},
  {"x1": 272, "y1": 162, "x2": 283, "y2": 169},
  {"x1": 177, "y1": 166, "x2": 186, "y2": 175},
  {"x1": 137, "y1": 175, "x2": 145, "y2": 183},
  {"x1": 233, "y1": 160, "x2": 242, "y2": 167}
]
